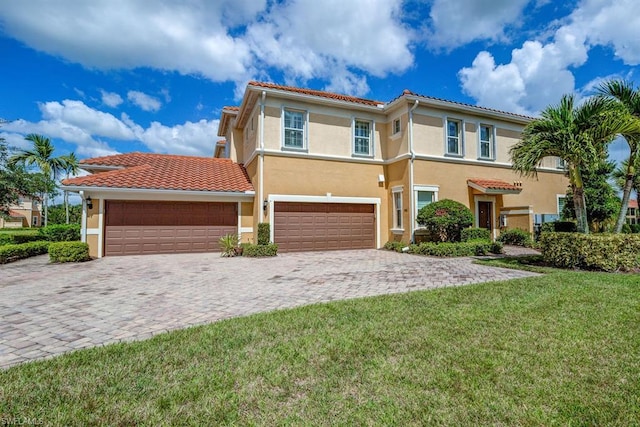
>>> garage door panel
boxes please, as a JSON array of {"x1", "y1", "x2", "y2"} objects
[
  {"x1": 274, "y1": 202, "x2": 375, "y2": 253},
  {"x1": 105, "y1": 200, "x2": 237, "y2": 256}
]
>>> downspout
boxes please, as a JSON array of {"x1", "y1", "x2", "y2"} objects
[
  {"x1": 259, "y1": 91, "x2": 266, "y2": 222},
  {"x1": 408, "y1": 99, "x2": 419, "y2": 242},
  {"x1": 79, "y1": 190, "x2": 87, "y2": 243}
]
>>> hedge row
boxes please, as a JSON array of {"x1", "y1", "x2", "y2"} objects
[
  {"x1": 242, "y1": 243, "x2": 278, "y2": 257},
  {"x1": 539, "y1": 232, "x2": 640, "y2": 272},
  {"x1": 497, "y1": 228, "x2": 533, "y2": 247},
  {"x1": 38, "y1": 224, "x2": 81, "y2": 242},
  {"x1": 0, "y1": 241, "x2": 50, "y2": 264},
  {"x1": 0, "y1": 233, "x2": 42, "y2": 246},
  {"x1": 49, "y1": 242, "x2": 91, "y2": 263},
  {"x1": 461, "y1": 228, "x2": 491, "y2": 242},
  {"x1": 383, "y1": 241, "x2": 407, "y2": 253},
  {"x1": 408, "y1": 240, "x2": 503, "y2": 257}
]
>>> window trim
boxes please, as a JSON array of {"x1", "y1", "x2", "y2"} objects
[
  {"x1": 477, "y1": 123, "x2": 495, "y2": 160},
  {"x1": 392, "y1": 185, "x2": 404, "y2": 232},
  {"x1": 281, "y1": 107, "x2": 307, "y2": 151},
  {"x1": 557, "y1": 194, "x2": 566, "y2": 217},
  {"x1": 393, "y1": 118, "x2": 401, "y2": 135},
  {"x1": 444, "y1": 117, "x2": 464, "y2": 157},
  {"x1": 352, "y1": 118, "x2": 374, "y2": 157},
  {"x1": 414, "y1": 185, "x2": 439, "y2": 229}
]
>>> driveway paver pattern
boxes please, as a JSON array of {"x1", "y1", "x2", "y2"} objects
[{"x1": 0, "y1": 249, "x2": 538, "y2": 369}]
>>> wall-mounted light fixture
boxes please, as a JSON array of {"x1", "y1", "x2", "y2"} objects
[
  {"x1": 86, "y1": 197, "x2": 93, "y2": 210},
  {"x1": 263, "y1": 199, "x2": 268, "y2": 211}
]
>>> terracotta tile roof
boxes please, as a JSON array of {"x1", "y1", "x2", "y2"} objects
[
  {"x1": 248, "y1": 81, "x2": 384, "y2": 107},
  {"x1": 468, "y1": 178, "x2": 523, "y2": 192},
  {"x1": 8, "y1": 210, "x2": 23, "y2": 218},
  {"x1": 629, "y1": 199, "x2": 638, "y2": 209},
  {"x1": 65, "y1": 152, "x2": 253, "y2": 193},
  {"x1": 396, "y1": 89, "x2": 534, "y2": 120},
  {"x1": 222, "y1": 106, "x2": 239, "y2": 111}
]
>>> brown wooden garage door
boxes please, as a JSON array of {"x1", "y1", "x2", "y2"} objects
[
  {"x1": 105, "y1": 201, "x2": 237, "y2": 256},
  {"x1": 274, "y1": 202, "x2": 375, "y2": 252}
]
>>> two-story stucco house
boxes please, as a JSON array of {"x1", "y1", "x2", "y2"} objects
[
  {"x1": 62, "y1": 81, "x2": 568, "y2": 257},
  {"x1": 0, "y1": 195, "x2": 42, "y2": 228}
]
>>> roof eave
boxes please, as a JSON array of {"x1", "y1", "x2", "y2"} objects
[{"x1": 61, "y1": 185, "x2": 255, "y2": 199}]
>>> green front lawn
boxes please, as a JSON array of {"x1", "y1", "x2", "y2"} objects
[{"x1": 1, "y1": 271, "x2": 638, "y2": 425}]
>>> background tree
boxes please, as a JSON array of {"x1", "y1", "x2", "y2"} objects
[
  {"x1": 46, "y1": 203, "x2": 82, "y2": 225},
  {"x1": 60, "y1": 152, "x2": 79, "y2": 224},
  {"x1": 0, "y1": 122, "x2": 37, "y2": 216},
  {"x1": 562, "y1": 160, "x2": 621, "y2": 232},
  {"x1": 612, "y1": 158, "x2": 640, "y2": 199},
  {"x1": 597, "y1": 80, "x2": 640, "y2": 232},
  {"x1": 510, "y1": 95, "x2": 630, "y2": 233},
  {"x1": 9, "y1": 134, "x2": 65, "y2": 226}
]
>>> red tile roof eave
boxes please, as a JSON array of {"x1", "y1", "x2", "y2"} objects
[
  {"x1": 467, "y1": 178, "x2": 522, "y2": 192},
  {"x1": 247, "y1": 81, "x2": 385, "y2": 107}
]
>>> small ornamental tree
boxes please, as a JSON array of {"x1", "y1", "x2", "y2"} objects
[{"x1": 417, "y1": 199, "x2": 473, "y2": 242}]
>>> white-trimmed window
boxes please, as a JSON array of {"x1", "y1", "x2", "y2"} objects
[
  {"x1": 479, "y1": 124, "x2": 494, "y2": 159},
  {"x1": 283, "y1": 109, "x2": 305, "y2": 149},
  {"x1": 393, "y1": 118, "x2": 401, "y2": 135},
  {"x1": 392, "y1": 186, "x2": 403, "y2": 230},
  {"x1": 446, "y1": 118, "x2": 463, "y2": 156},
  {"x1": 353, "y1": 119, "x2": 372, "y2": 156},
  {"x1": 556, "y1": 157, "x2": 567, "y2": 169},
  {"x1": 414, "y1": 185, "x2": 439, "y2": 227},
  {"x1": 557, "y1": 195, "x2": 566, "y2": 217},
  {"x1": 32, "y1": 216, "x2": 38, "y2": 226}
]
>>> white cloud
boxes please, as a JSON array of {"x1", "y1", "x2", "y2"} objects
[
  {"x1": 101, "y1": 90, "x2": 123, "y2": 108},
  {"x1": 427, "y1": 0, "x2": 531, "y2": 49},
  {"x1": 127, "y1": 91, "x2": 162, "y2": 112},
  {"x1": 458, "y1": 0, "x2": 637, "y2": 114},
  {"x1": 2, "y1": 99, "x2": 219, "y2": 158},
  {"x1": 139, "y1": 119, "x2": 220, "y2": 156},
  {"x1": 0, "y1": 0, "x2": 414, "y2": 97},
  {"x1": 245, "y1": 0, "x2": 412, "y2": 95}
]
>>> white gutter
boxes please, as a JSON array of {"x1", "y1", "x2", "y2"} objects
[
  {"x1": 61, "y1": 186, "x2": 255, "y2": 199},
  {"x1": 408, "y1": 99, "x2": 419, "y2": 242},
  {"x1": 259, "y1": 90, "x2": 266, "y2": 221}
]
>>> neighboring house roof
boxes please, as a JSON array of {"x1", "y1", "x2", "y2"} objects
[
  {"x1": 63, "y1": 152, "x2": 254, "y2": 193},
  {"x1": 467, "y1": 178, "x2": 523, "y2": 194},
  {"x1": 8, "y1": 210, "x2": 24, "y2": 218},
  {"x1": 629, "y1": 199, "x2": 638, "y2": 209}
]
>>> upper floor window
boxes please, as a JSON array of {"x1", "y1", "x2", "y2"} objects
[
  {"x1": 393, "y1": 118, "x2": 401, "y2": 134},
  {"x1": 283, "y1": 109, "x2": 305, "y2": 149},
  {"x1": 479, "y1": 124, "x2": 494, "y2": 159},
  {"x1": 446, "y1": 119, "x2": 463, "y2": 156},
  {"x1": 353, "y1": 119, "x2": 372, "y2": 156}
]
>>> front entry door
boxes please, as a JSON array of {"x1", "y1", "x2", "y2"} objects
[{"x1": 478, "y1": 201, "x2": 493, "y2": 231}]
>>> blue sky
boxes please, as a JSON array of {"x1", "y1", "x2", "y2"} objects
[{"x1": 0, "y1": 0, "x2": 638, "y2": 165}]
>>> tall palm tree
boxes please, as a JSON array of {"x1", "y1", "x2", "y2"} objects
[
  {"x1": 597, "y1": 80, "x2": 640, "y2": 232},
  {"x1": 60, "y1": 152, "x2": 79, "y2": 224},
  {"x1": 510, "y1": 94, "x2": 633, "y2": 233},
  {"x1": 613, "y1": 158, "x2": 640, "y2": 198},
  {"x1": 9, "y1": 134, "x2": 65, "y2": 227}
]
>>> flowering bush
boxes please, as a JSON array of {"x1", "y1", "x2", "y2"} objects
[{"x1": 416, "y1": 199, "x2": 473, "y2": 242}]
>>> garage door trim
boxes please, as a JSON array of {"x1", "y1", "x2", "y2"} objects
[{"x1": 267, "y1": 194, "x2": 380, "y2": 248}]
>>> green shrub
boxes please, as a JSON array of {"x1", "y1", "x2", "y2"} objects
[
  {"x1": 416, "y1": 199, "x2": 473, "y2": 243},
  {"x1": 497, "y1": 228, "x2": 533, "y2": 247},
  {"x1": 622, "y1": 223, "x2": 632, "y2": 234},
  {"x1": 384, "y1": 241, "x2": 407, "y2": 252},
  {"x1": 0, "y1": 241, "x2": 50, "y2": 264},
  {"x1": 461, "y1": 227, "x2": 490, "y2": 242},
  {"x1": 242, "y1": 243, "x2": 278, "y2": 257},
  {"x1": 539, "y1": 232, "x2": 640, "y2": 272},
  {"x1": 631, "y1": 224, "x2": 640, "y2": 233},
  {"x1": 38, "y1": 224, "x2": 81, "y2": 242},
  {"x1": 219, "y1": 233, "x2": 239, "y2": 257},
  {"x1": 11, "y1": 234, "x2": 43, "y2": 244},
  {"x1": 257, "y1": 223, "x2": 271, "y2": 245},
  {"x1": 0, "y1": 234, "x2": 10, "y2": 246},
  {"x1": 48, "y1": 242, "x2": 91, "y2": 263},
  {"x1": 408, "y1": 240, "x2": 502, "y2": 257}
]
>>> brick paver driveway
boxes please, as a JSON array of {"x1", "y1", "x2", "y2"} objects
[{"x1": 0, "y1": 249, "x2": 538, "y2": 369}]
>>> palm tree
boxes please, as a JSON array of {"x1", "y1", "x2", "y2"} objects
[
  {"x1": 510, "y1": 94, "x2": 633, "y2": 233},
  {"x1": 613, "y1": 158, "x2": 640, "y2": 198},
  {"x1": 9, "y1": 134, "x2": 66, "y2": 227},
  {"x1": 60, "y1": 152, "x2": 79, "y2": 224},
  {"x1": 597, "y1": 80, "x2": 640, "y2": 232}
]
